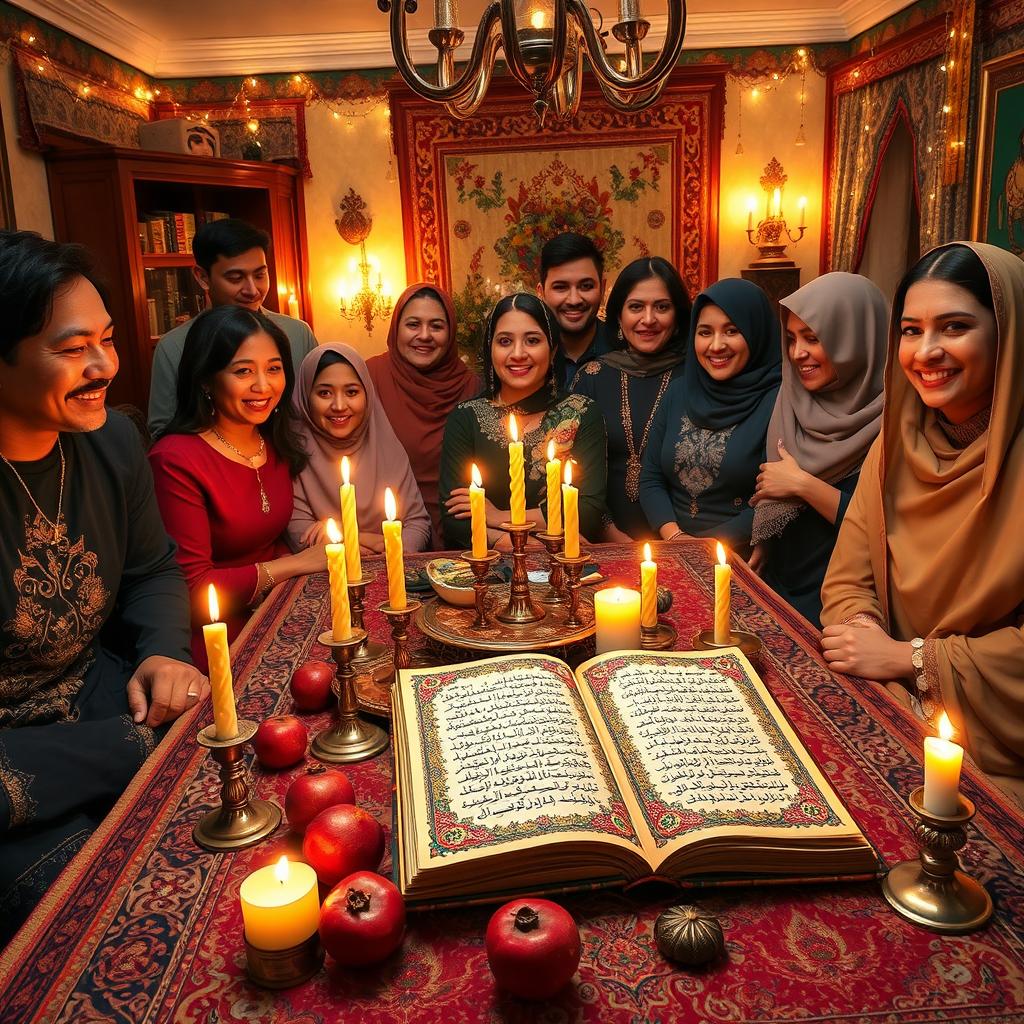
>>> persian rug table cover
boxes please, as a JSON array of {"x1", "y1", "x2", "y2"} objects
[{"x1": 2, "y1": 541, "x2": 1022, "y2": 1024}]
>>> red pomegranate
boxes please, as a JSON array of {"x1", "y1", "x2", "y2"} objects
[
  {"x1": 253, "y1": 715, "x2": 307, "y2": 770},
  {"x1": 290, "y1": 660, "x2": 335, "y2": 712},
  {"x1": 319, "y1": 870, "x2": 406, "y2": 966},
  {"x1": 285, "y1": 765, "x2": 356, "y2": 834},
  {"x1": 302, "y1": 804, "x2": 385, "y2": 887}
]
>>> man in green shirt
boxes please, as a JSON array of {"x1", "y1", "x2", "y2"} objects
[{"x1": 147, "y1": 218, "x2": 318, "y2": 437}]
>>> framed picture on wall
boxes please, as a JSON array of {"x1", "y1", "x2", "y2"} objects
[{"x1": 972, "y1": 47, "x2": 1024, "y2": 254}]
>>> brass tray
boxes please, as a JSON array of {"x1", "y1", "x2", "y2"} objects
[
  {"x1": 417, "y1": 583, "x2": 595, "y2": 652},
  {"x1": 354, "y1": 670, "x2": 392, "y2": 719}
]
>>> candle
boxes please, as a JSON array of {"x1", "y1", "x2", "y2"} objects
[
  {"x1": 508, "y1": 414, "x2": 526, "y2": 525},
  {"x1": 594, "y1": 587, "x2": 642, "y2": 654},
  {"x1": 714, "y1": 541, "x2": 732, "y2": 645},
  {"x1": 325, "y1": 517, "x2": 352, "y2": 641},
  {"x1": 640, "y1": 542, "x2": 657, "y2": 629},
  {"x1": 798, "y1": 196, "x2": 807, "y2": 229},
  {"x1": 469, "y1": 463, "x2": 487, "y2": 558},
  {"x1": 923, "y1": 712, "x2": 964, "y2": 816},
  {"x1": 383, "y1": 487, "x2": 407, "y2": 610},
  {"x1": 287, "y1": 292, "x2": 300, "y2": 319},
  {"x1": 562, "y1": 460, "x2": 579, "y2": 558},
  {"x1": 240, "y1": 856, "x2": 320, "y2": 951},
  {"x1": 545, "y1": 439, "x2": 562, "y2": 535},
  {"x1": 339, "y1": 456, "x2": 362, "y2": 582},
  {"x1": 203, "y1": 584, "x2": 237, "y2": 740},
  {"x1": 771, "y1": 188, "x2": 781, "y2": 217},
  {"x1": 433, "y1": 0, "x2": 457, "y2": 30},
  {"x1": 746, "y1": 197, "x2": 755, "y2": 231}
]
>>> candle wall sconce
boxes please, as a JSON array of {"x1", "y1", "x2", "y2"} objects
[
  {"x1": 335, "y1": 187, "x2": 393, "y2": 334},
  {"x1": 745, "y1": 157, "x2": 808, "y2": 267}
]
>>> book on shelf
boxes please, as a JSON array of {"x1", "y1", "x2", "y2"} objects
[
  {"x1": 147, "y1": 217, "x2": 167, "y2": 254},
  {"x1": 392, "y1": 650, "x2": 879, "y2": 906},
  {"x1": 200, "y1": 210, "x2": 230, "y2": 225}
]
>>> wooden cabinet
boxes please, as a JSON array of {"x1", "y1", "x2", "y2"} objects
[{"x1": 46, "y1": 148, "x2": 310, "y2": 409}]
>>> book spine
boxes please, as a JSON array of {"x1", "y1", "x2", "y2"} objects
[
  {"x1": 148, "y1": 218, "x2": 167, "y2": 254},
  {"x1": 174, "y1": 213, "x2": 187, "y2": 253},
  {"x1": 138, "y1": 222, "x2": 148, "y2": 254},
  {"x1": 165, "y1": 214, "x2": 177, "y2": 253},
  {"x1": 182, "y1": 213, "x2": 196, "y2": 254},
  {"x1": 147, "y1": 298, "x2": 159, "y2": 338}
]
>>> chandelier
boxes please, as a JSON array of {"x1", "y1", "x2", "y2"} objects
[
  {"x1": 377, "y1": 1, "x2": 688, "y2": 126},
  {"x1": 335, "y1": 188, "x2": 394, "y2": 334}
]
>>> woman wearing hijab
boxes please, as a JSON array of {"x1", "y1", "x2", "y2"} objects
[
  {"x1": 639, "y1": 278, "x2": 781, "y2": 550},
  {"x1": 439, "y1": 292, "x2": 608, "y2": 551},
  {"x1": 571, "y1": 257, "x2": 690, "y2": 540},
  {"x1": 365, "y1": 284, "x2": 479, "y2": 546},
  {"x1": 749, "y1": 273, "x2": 888, "y2": 627},
  {"x1": 821, "y1": 243, "x2": 1024, "y2": 800},
  {"x1": 289, "y1": 344, "x2": 431, "y2": 554}
]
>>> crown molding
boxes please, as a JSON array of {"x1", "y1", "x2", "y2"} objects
[{"x1": 839, "y1": 0, "x2": 919, "y2": 39}]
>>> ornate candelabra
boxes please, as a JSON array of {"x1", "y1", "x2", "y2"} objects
[
  {"x1": 335, "y1": 188, "x2": 393, "y2": 334},
  {"x1": 462, "y1": 549, "x2": 502, "y2": 628},
  {"x1": 379, "y1": 598, "x2": 425, "y2": 686},
  {"x1": 745, "y1": 158, "x2": 807, "y2": 267},
  {"x1": 496, "y1": 521, "x2": 545, "y2": 624},
  {"x1": 347, "y1": 569, "x2": 387, "y2": 670},
  {"x1": 553, "y1": 550, "x2": 588, "y2": 628},
  {"x1": 535, "y1": 530, "x2": 567, "y2": 604}
]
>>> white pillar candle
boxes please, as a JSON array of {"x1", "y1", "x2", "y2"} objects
[
  {"x1": 923, "y1": 712, "x2": 964, "y2": 816},
  {"x1": 594, "y1": 587, "x2": 642, "y2": 654},
  {"x1": 239, "y1": 857, "x2": 320, "y2": 951}
]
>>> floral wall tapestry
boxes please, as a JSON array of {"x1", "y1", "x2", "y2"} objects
[{"x1": 391, "y1": 72, "x2": 724, "y2": 350}]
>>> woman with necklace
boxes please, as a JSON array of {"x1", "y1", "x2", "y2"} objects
[
  {"x1": 571, "y1": 257, "x2": 690, "y2": 539},
  {"x1": 439, "y1": 293, "x2": 608, "y2": 551},
  {"x1": 149, "y1": 306, "x2": 322, "y2": 669}
]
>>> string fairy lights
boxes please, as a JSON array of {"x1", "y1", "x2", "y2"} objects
[{"x1": 731, "y1": 47, "x2": 818, "y2": 154}]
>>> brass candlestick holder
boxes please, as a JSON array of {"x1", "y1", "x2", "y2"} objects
[
  {"x1": 535, "y1": 530, "x2": 566, "y2": 605},
  {"x1": 380, "y1": 597, "x2": 426, "y2": 686},
  {"x1": 882, "y1": 787, "x2": 993, "y2": 933},
  {"x1": 553, "y1": 551, "x2": 589, "y2": 628},
  {"x1": 641, "y1": 621, "x2": 678, "y2": 650},
  {"x1": 497, "y1": 521, "x2": 545, "y2": 624},
  {"x1": 348, "y1": 570, "x2": 387, "y2": 668},
  {"x1": 461, "y1": 550, "x2": 501, "y2": 628},
  {"x1": 312, "y1": 627, "x2": 389, "y2": 764},
  {"x1": 692, "y1": 628, "x2": 763, "y2": 661},
  {"x1": 193, "y1": 720, "x2": 281, "y2": 852},
  {"x1": 245, "y1": 934, "x2": 324, "y2": 989}
]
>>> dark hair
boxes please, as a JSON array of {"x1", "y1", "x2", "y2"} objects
[
  {"x1": 162, "y1": 305, "x2": 308, "y2": 474},
  {"x1": 539, "y1": 232, "x2": 605, "y2": 284},
  {"x1": 604, "y1": 257, "x2": 692, "y2": 354},
  {"x1": 894, "y1": 244, "x2": 994, "y2": 323},
  {"x1": 192, "y1": 218, "x2": 270, "y2": 273},
  {"x1": 0, "y1": 230, "x2": 110, "y2": 364},
  {"x1": 481, "y1": 292, "x2": 564, "y2": 399},
  {"x1": 402, "y1": 286, "x2": 449, "y2": 322},
  {"x1": 313, "y1": 349, "x2": 353, "y2": 379}
]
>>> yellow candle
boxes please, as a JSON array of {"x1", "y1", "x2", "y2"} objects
[
  {"x1": 287, "y1": 292, "x2": 300, "y2": 319},
  {"x1": 545, "y1": 439, "x2": 562, "y2": 535},
  {"x1": 923, "y1": 712, "x2": 964, "y2": 816},
  {"x1": 771, "y1": 187, "x2": 781, "y2": 217},
  {"x1": 640, "y1": 542, "x2": 658, "y2": 629},
  {"x1": 562, "y1": 460, "x2": 579, "y2": 558},
  {"x1": 383, "y1": 487, "x2": 407, "y2": 610},
  {"x1": 594, "y1": 587, "x2": 642, "y2": 654},
  {"x1": 339, "y1": 456, "x2": 362, "y2": 582},
  {"x1": 714, "y1": 541, "x2": 732, "y2": 645},
  {"x1": 797, "y1": 195, "x2": 807, "y2": 229},
  {"x1": 325, "y1": 518, "x2": 352, "y2": 641},
  {"x1": 469, "y1": 463, "x2": 487, "y2": 558},
  {"x1": 203, "y1": 584, "x2": 237, "y2": 740},
  {"x1": 239, "y1": 856, "x2": 320, "y2": 951},
  {"x1": 746, "y1": 196, "x2": 755, "y2": 231},
  {"x1": 508, "y1": 414, "x2": 526, "y2": 525}
]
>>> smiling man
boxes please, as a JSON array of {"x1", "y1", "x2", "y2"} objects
[
  {"x1": 147, "y1": 218, "x2": 318, "y2": 437},
  {"x1": 0, "y1": 230, "x2": 207, "y2": 944}
]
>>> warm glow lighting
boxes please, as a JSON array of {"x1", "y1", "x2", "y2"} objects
[
  {"x1": 644, "y1": 542, "x2": 652, "y2": 562},
  {"x1": 275, "y1": 856, "x2": 290, "y2": 884},
  {"x1": 716, "y1": 542, "x2": 726, "y2": 566},
  {"x1": 938, "y1": 712, "x2": 954, "y2": 742},
  {"x1": 208, "y1": 583, "x2": 220, "y2": 622},
  {"x1": 530, "y1": 9, "x2": 546, "y2": 29},
  {"x1": 325, "y1": 517, "x2": 342, "y2": 544},
  {"x1": 471, "y1": 462, "x2": 483, "y2": 487},
  {"x1": 341, "y1": 456, "x2": 351, "y2": 487},
  {"x1": 509, "y1": 414, "x2": 519, "y2": 444},
  {"x1": 547, "y1": 439, "x2": 556, "y2": 461},
  {"x1": 385, "y1": 487, "x2": 398, "y2": 522},
  {"x1": 246, "y1": 119, "x2": 259, "y2": 133},
  {"x1": 564, "y1": 460, "x2": 573, "y2": 486}
]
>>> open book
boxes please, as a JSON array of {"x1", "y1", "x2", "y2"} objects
[{"x1": 392, "y1": 650, "x2": 878, "y2": 905}]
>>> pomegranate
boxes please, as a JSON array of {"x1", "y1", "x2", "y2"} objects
[
  {"x1": 302, "y1": 804, "x2": 385, "y2": 887},
  {"x1": 319, "y1": 871, "x2": 405, "y2": 966},
  {"x1": 285, "y1": 765, "x2": 356, "y2": 834},
  {"x1": 290, "y1": 660, "x2": 335, "y2": 712},
  {"x1": 253, "y1": 715, "x2": 307, "y2": 770}
]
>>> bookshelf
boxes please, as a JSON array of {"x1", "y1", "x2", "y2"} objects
[{"x1": 45, "y1": 147, "x2": 310, "y2": 410}]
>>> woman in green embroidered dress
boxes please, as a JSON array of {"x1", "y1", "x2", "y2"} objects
[{"x1": 440, "y1": 293, "x2": 608, "y2": 551}]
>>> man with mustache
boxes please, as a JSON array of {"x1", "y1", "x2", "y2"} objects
[{"x1": 0, "y1": 231, "x2": 207, "y2": 945}]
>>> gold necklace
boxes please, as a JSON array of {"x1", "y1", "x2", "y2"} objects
[
  {"x1": 620, "y1": 370, "x2": 673, "y2": 501},
  {"x1": 1, "y1": 437, "x2": 66, "y2": 541},
  {"x1": 212, "y1": 428, "x2": 271, "y2": 514}
]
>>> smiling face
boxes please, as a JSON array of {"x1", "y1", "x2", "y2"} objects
[
  {"x1": 195, "y1": 246, "x2": 270, "y2": 311},
  {"x1": 898, "y1": 279, "x2": 997, "y2": 424},
  {"x1": 694, "y1": 303, "x2": 750, "y2": 381},
  {"x1": 619, "y1": 277, "x2": 677, "y2": 356},
  {"x1": 0, "y1": 275, "x2": 118, "y2": 439},
  {"x1": 491, "y1": 308, "x2": 552, "y2": 399},
  {"x1": 308, "y1": 360, "x2": 367, "y2": 440},
  {"x1": 208, "y1": 329, "x2": 286, "y2": 429},
  {"x1": 395, "y1": 295, "x2": 450, "y2": 372},
  {"x1": 538, "y1": 257, "x2": 603, "y2": 340},
  {"x1": 785, "y1": 311, "x2": 839, "y2": 392}
]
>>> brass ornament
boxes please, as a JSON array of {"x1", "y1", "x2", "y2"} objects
[{"x1": 655, "y1": 905, "x2": 725, "y2": 966}]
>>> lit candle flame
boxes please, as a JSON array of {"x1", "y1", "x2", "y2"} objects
[
  {"x1": 530, "y1": 9, "x2": 546, "y2": 29},
  {"x1": 547, "y1": 438, "x2": 556, "y2": 461},
  {"x1": 644, "y1": 542, "x2": 652, "y2": 562},
  {"x1": 207, "y1": 583, "x2": 220, "y2": 623},
  {"x1": 509, "y1": 414, "x2": 519, "y2": 443},
  {"x1": 385, "y1": 486, "x2": 398, "y2": 522},
  {"x1": 716, "y1": 542, "x2": 727, "y2": 566},
  {"x1": 798, "y1": 196, "x2": 808, "y2": 210},
  {"x1": 471, "y1": 463, "x2": 482, "y2": 488},
  {"x1": 341, "y1": 455, "x2": 351, "y2": 486},
  {"x1": 274, "y1": 855, "x2": 289, "y2": 884},
  {"x1": 938, "y1": 712, "x2": 955, "y2": 742},
  {"x1": 325, "y1": 517, "x2": 342, "y2": 544},
  {"x1": 564, "y1": 460, "x2": 574, "y2": 486},
  {"x1": 746, "y1": 196, "x2": 756, "y2": 212}
]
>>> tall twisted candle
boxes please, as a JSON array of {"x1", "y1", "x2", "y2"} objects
[
  {"x1": 469, "y1": 463, "x2": 487, "y2": 558},
  {"x1": 383, "y1": 487, "x2": 407, "y2": 609},
  {"x1": 545, "y1": 438, "x2": 561, "y2": 535},
  {"x1": 508, "y1": 414, "x2": 526, "y2": 525},
  {"x1": 562, "y1": 460, "x2": 580, "y2": 558},
  {"x1": 339, "y1": 456, "x2": 362, "y2": 581},
  {"x1": 641, "y1": 542, "x2": 658, "y2": 629},
  {"x1": 203, "y1": 584, "x2": 238, "y2": 740},
  {"x1": 324, "y1": 518, "x2": 352, "y2": 640},
  {"x1": 714, "y1": 542, "x2": 731, "y2": 645}
]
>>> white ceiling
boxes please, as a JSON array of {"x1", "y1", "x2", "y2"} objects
[{"x1": 18, "y1": 0, "x2": 917, "y2": 77}]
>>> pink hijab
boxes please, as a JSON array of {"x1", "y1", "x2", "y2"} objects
[{"x1": 288, "y1": 343, "x2": 431, "y2": 552}]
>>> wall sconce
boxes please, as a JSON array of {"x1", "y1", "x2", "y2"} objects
[
  {"x1": 335, "y1": 187, "x2": 393, "y2": 334},
  {"x1": 745, "y1": 157, "x2": 807, "y2": 267}
]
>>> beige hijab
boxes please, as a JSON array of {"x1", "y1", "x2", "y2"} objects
[{"x1": 822, "y1": 242, "x2": 1024, "y2": 788}]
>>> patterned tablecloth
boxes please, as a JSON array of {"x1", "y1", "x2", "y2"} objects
[{"x1": 2, "y1": 541, "x2": 1022, "y2": 1024}]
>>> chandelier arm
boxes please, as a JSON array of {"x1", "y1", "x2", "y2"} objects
[
  {"x1": 541, "y1": 0, "x2": 570, "y2": 94},
  {"x1": 595, "y1": 77, "x2": 670, "y2": 111},
  {"x1": 566, "y1": 0, "x2": 687, "y2": 91},
  {"x1": 550, "y1": 44, "x2": 584, "y2": 120},
  {"x1": 444, "y1": 27, "x2": 504, "y2": 119},
  {"x1": 497, "y1": 3, "x2": 532, "y2": 88}
]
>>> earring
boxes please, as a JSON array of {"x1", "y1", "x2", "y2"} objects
[{"x1": 617, "y1": 327, "x2": 624, "y2": 342}]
